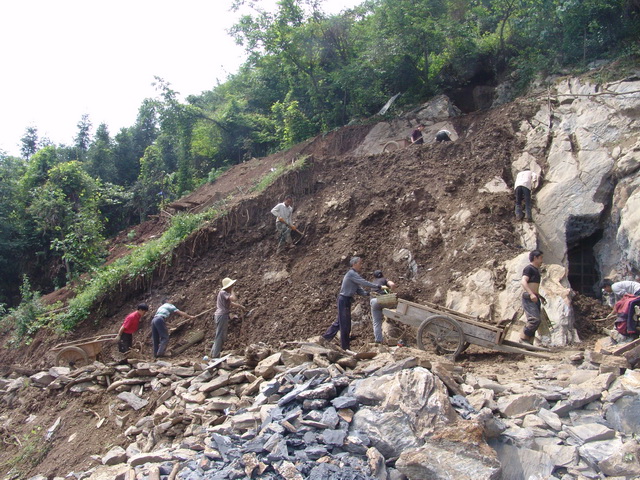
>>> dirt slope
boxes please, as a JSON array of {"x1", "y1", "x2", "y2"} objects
[{"x1": 0, "y1": 98, "x2": 611, "y2": 477}]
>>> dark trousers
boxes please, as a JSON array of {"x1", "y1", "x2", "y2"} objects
[
  {"x1": 515, "y1": 186, "x2": 532, "y2": 220},
  {"x1": 118, "y1": 333, "x2": 133, "y2": 353},
  {"x1": 625, "y1": 297, "x2": 640, "y2": 334},
  {"x1": 151, "y1": 315, "x2": 169, "y2": 357},
  {"x1": 522, "y1": 293, "x2": 541, "y2": 337},
  {"x1": 323, "y1": 295, "x2": 353, "y2": 350}
]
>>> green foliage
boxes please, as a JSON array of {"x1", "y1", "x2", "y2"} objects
[
  {"x1": 0, "y1": 426, "x2": 52, "y2": 476},
  {"x1": 208, "y1": 164, "x2": 230, "y2": 183},
  {"x1": 57, "y1": 207, "x2": 221, "y2": 331},
  {"x1": 252, "y1": 155, "x2": 309, "y2": 193},
  {"x1": 20, "y1": 126, "x2": 39, "y2": 160},
  {"x1": 0, "y1": 276, "x2": 48, "y2": 345}
]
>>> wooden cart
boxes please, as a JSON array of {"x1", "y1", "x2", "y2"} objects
[
  {"x1": 381, "y1": 138, "x2": 411, "y2": 152},
  {"x1": 383, "y1": 298, "x2": 550, "y2": 360},
  {"x1": 51, "y1": 334, "x2": 119, "y2": 367}
]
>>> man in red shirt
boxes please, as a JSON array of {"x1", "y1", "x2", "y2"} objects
[{"x1": 116, "y1": 303, "x2": 149, "y2": 353}]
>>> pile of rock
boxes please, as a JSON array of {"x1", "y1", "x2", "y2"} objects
[{"x1": 2, "y1": 338, "x2": 640, "y2": 480}]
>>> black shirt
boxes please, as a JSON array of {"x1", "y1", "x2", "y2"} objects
[{"x1": 523, "y1": 264, "x2": 541, "y2": 284}]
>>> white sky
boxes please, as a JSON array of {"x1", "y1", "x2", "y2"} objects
[{"x1": 0, "y1": 0, "x2": 362, "y2": 156}]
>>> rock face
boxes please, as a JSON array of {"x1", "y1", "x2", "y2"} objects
[{"x1": 447, "y1": 77, "x2": 640, "y2": 346}]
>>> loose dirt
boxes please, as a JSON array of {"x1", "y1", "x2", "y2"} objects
[{"x1": 0, "y1": 99, "x2": 611, "y2": 478}]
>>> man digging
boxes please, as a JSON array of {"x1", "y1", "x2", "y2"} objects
[{"x1": 271, "y1": 195, "x2": 294, "y2": 253}]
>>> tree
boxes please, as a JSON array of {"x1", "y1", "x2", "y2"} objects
[
  {"x1": 20, "y1": 126, "x2": 39, "y2": 160},
  {"x1": 87, "y1": 123, "x2": 116, "y2": 183},
  {"x1": 74, "y1": 114, "x2": 92, "y2": 160}
]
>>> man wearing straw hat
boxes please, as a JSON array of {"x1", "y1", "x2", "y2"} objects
[{"x1": 210, "y1": 277, "x2": 246, "y2": 358}]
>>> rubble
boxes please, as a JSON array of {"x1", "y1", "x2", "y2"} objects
[{"x1": 2, "y1": 337, "x2": 638, "y2": 480}]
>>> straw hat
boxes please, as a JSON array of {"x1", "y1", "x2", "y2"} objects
[{"x1": 221, "y1": 277, "x2": 237, "y2": 290}]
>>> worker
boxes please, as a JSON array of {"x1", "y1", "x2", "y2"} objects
[
  {"x1": 271, "y1": 195, "x2": 294, "y2": 253},
  {"x1": 601, "y1": 279, "x2": 640, "y2": 301},
  {"x1": 369, "y1": 270, "x2": 396, "y2": 344},
  {"x1": 520, "y1": 249, "x2": 545, "y2": 345},
  {"x1": 410, "y1": 124, "x2": 425, "y2": 145},
  {"x1": 210, "y1": 277, "x2": 246, "y2": 358},
  {"x1": 151, "y1": 298, "x2": 194, "y2": 358},
  {"x1": 435, "y1": 129, "x2": 452, "y2": 142},
  {"x1": 514, "y1": 168, "x2": 539, "y2": 222},
  {"x1": 116, "y1": 303, "x2": 149, "y2": 353},
  {"x1": 322, "y1": 257, "x2": 383, "y2": 350}
]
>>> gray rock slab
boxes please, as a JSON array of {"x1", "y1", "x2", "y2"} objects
[
  {"x1": 564, "y1": 423, "x2": 615, "y2": 445},
  {"x1": 397, "y1": 441, "x2": 501, "y2": 480},
  {"x1": 578, "y1": 437, "x2": 624, "y2": 465},
  {"x1": 497, "y1": 393, "x2": 549, "y2": 417},
  {"x1": 321, "y1": 407, "x2": 340, "y2": 429},
  {"x1": 102, "y1": 445, "x2": 127, "y2": 465},
  {"x1": 29, "y1": 372, "x2": 55, "y2": 387},
  {"x1": 604, "y1": 394, "x2": 640, "y2": 434},
  {"x1": 117, "y1": 391, "x2": 148, "y2": 410},
  {"x1": 297, "y1": 382, "x2": 337, "y2": 400},
  {"x1": 599, "y1": 439, "x2": 640, "y2": 477},
  {"x1": 321, "y1": 429, "x2": 347, "y2": 446},
  {"x1": 351, "y1": 408, "x2": 419, "y2": 458},
  {"x1": 491, "y1": 443, "x2": 553, "y2": 480},
  {"x1": 537, "y1": 408, "x2": 563, "y2": 430},
  {"x1": 302, "y1": 399, "x2": 328, "y2": 410},
  {"x1": 331, "y1": 396, "x2": 357, "y2": 409},
  {"x1": 541, "y1": 444, "x2": 579, "y2": 468},
  {"x1": 128, "y1": 449, "x2": 173, "y2": 467}
]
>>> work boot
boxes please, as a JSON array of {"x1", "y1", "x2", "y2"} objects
[{"x1": 519, "y1": 333, "x2": 534, "y2": 345}]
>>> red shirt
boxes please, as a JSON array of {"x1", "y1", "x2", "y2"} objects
[{"x1": 121, "y1": 311, "x2": 142, "y2": 334}]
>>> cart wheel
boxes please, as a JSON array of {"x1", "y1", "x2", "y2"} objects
[
  {"x1": 55, "y1": 346, "x2": 90, "y2": 368},
  {"x1": 417, "y1": 315, "x2": 465, "y2": 358},
  {"x1": 382, "y1": 141, "x2": 400, "y2": 153}
]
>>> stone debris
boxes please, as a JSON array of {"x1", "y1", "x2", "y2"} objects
[{"x1": 2, "y1": 340, "x2": 639, "y2": 480}]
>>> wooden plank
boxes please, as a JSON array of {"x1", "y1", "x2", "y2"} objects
[
  {"x1": 501, "y1": 339, "x2": 551, "y2": 353},
  {"x1": 607, "y1": 337, "x2": 640, "y2": 356},
  {"x1": 472, "y1": 338, "x2": 551, "y2": 358},
  {"x1": 382, "y1": 310, "x2": 422, "y2": 328},
  {"x1": 623, "y1": 344, "x2": 640, "y2": 367}
]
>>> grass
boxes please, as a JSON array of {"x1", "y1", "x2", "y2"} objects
[
  {"x1": 0, "y1": 156, "x2": 312, "y2": 339},
  {"x1": 0, "y1": 427, "x2": 52, "y2": 478},
  {"x1": 252, "y1": 155, "x2": 310, "y2": 193}
]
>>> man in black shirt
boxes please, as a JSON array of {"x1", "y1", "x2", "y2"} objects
[
  {"x1": 521, "y1": 249, "x2": 544, "y2": 344},
  {"x1": 410, "y1": 124, "x2": 425, "y2": 145}
]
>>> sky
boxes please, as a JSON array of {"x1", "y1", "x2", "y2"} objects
[{"x1": 0, "y1": 0, "x2": 363, "y2": 157}]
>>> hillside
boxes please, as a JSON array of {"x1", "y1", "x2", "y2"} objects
[
  {"x1": 2, "y1": 98, "x2": 539, "y2": 370},
  {"x1": 1, "y1": 84, "x2": 631, "y2": 478}
]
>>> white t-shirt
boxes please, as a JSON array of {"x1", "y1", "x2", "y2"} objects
[
  {"x1": 514, "y1": 170, "x2": 539, "y2": 190},
  {"x1": 612, "y1": 281, "x2": 640, "y2": 298},
  {"x1": 271, "y1": 202, "x2": 293, "y2": 224}
]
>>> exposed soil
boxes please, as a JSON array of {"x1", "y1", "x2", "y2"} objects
[{"x1": 0, "y1": 100, "x2": 612, "y2": 478}]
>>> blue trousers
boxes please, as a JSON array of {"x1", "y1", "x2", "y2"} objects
[
  {"x1": 151, "y1": 315, "x2": 169, "y2": 357},
  {"x1": 323, "y1": 295, "x2": 353, "y2": 350}
]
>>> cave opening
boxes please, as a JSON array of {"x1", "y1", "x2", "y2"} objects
[{"x1": 567, "y1": 229, "x2": 603, "y2": 297}]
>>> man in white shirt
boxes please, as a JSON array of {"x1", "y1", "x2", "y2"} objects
[
  {"x1": 514, "y1": 168, "x2": 539, "y2": 222},
  {"x1": 270, "y1": 195, "x2": 294, "y2": 253},
  {"x1": 602, "y1": 279, "x2": 640, "y2": 300}
]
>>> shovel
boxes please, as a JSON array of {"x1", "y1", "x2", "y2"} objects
[{"x1": 279, "y1": 218, "x2": 307, "y2": 245}]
